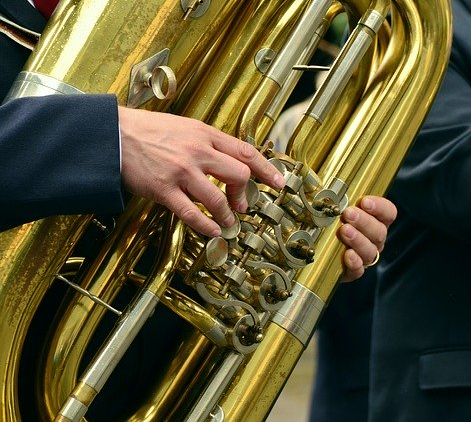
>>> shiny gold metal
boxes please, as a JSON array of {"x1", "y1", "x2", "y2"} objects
[{"x1": 0, "y1": 0, "x2": 452, "y2": 421}]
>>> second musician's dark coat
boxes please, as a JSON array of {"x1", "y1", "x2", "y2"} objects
[{"x1": 370, "y1": 0, "x2": 471, "y2": 419}]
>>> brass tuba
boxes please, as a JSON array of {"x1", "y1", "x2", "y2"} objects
[{"x1": 0, "y1": 0, "x2": 451, "y2": 420}]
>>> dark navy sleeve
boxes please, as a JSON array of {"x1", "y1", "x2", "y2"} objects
[{"x1": 0, "y1": 94, "x2": 124, "y2": 230}]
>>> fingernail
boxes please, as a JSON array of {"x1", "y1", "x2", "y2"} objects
[
  {"x1": 343, "y1": 225, "x2": 356, "y2": 240},
  {"x1": 222, "y1": 213, "x2": 236, "y2": 228},
  {"x1": 210, "y1": 227, "x2": 222, "y2": 237},
  {"x1": 362, "y1": 197, "x2": 374, "y2": 211},
  {"x1": 273, "y1": 173, "x2": 285, "y2": 189},
  {"x1": 237, "y1": 199, "x2": 248, "y2": 213},
  {"x1": 347, "y1": 251, "x2": 359, "y2": 266},
  {"x1": 344, "y1": 207, "x2": 359, "y2": 222}
]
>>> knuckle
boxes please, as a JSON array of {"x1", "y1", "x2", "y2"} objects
[
  {"x1": 187, "y1": 122, "x2": 213, "y2": 147},
  {"x1": 374, "y1": 225, "x2": 388, "y2": 246},
  {"x1": 237, "y1": 163, "x2": 251, "y2": 182},
  {"x1": 188, "y1": 138, "x2": 209, "y2": 156},
  {"x1": 238, "y1": 141, "x2": 258, "y2": 161},
  {"x1": 225, "y1": 187, "x2": 238, "y2": 202},
  {"x1": 177, "y1": 163, "x2": 191, "y2": 178},
  {"x1": 206, "y1": 189, "x2": 229, "y2": 212},
  {"x1": 228, "y1": 163, "x2": 251, "y2": 184},
  {"x1": 150, "y1": 181, "x2": 174, "y2": 205},
  {"x1": 190, "y1": 117, "x2": 208, "y2": 132},
  {"x1": 178, "y1": 205, "x2": 200, "y2": 225}
]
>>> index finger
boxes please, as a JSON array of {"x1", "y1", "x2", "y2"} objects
[{"x1": 209, "y1": 128, "x2": 285, "y2": 190}]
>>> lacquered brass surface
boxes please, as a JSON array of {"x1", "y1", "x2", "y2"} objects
[
  {"x1": 25, "y1": 0, "x2": 244, "y2": 107},
  {"x1": 0, "y1": 215, "x2": 91, "y2": 421},
  {"x1": 0, "y1": 0, "x2": 452, "y2": 421}
]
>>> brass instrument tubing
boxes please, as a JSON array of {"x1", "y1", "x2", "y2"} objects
[
  {"x1": 55, "y1": 289, "x2": 160, "y2": 422},
  {"x1": 185, "y1": 351, "x2": 245, "y2": 422},
  {"x1": 178, "y1": 0, "x2": 297, "y2": 127},
  {"x1": 286, "y1": 0, "x2": 386, "y2": 169},
  {"x1": 306, "y1": 8, "x2": 386, "y2": 125},
  {"x1": 161, "y1": 287, "x2": 229, "y2": 347},
  {"x1": 44, "y1": 199, "x2": 163, "y2": 418},
  {"x1": 127, "y1": 333, "x2": 216, "y2": 421},
  {"x1": 22, "y1": 0, "x2": 245, "y2": 105},
  {"x1": 298, "y1": 0, "x2": 451, "y2": 306},
  {"x1": 217, "y1": 0, "x2": 451, "y2": 419},
  {"x1": 132, "y1": 249, "x2": 230, "y2": 345},
  {"x1": 145, "y1": 216, "x2": 186, "y2": 297},
  {"x1": 290, "y1": 0, "x2": 390, "y2": 170},
  {"x1": 292, "y1": 0, "x2": 393, "y2": 299},
  {"x1": 219, "y1": 324, "x2": 305, "y2": 421},
  {"x1": 265, "y1": 0, "x2": 334, "y2": 84},
  {"x1": 318, "y1": 2, "x2": 417, "y2": 187},
  {"x1": 0, "y1": 216, "x2": 92, "y2": 422},
  {"x1": 55, "y1": 214, "x2": 184, "y2": 421},
  {"x1": 0, "y1": 0, "x2": 452, "y2": 419},
  {"x1": 239, "y1": 0, "x2": 334, "y2": 143},
  {"x1": 184, "y1": 314, "x2": 271, "y2": 422},
  {"x1": 261, "y1": 8, "x2": 334, "y2": 127}
]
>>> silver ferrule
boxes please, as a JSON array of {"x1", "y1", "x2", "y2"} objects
[
  {"x1": 360, "y1": 9, "x2": 385, "y2": 33},
  {"x1": 58, "y1": 397, "x2": 89, "y2": 421},
  {"x1": 4, "y1": 71, "x2": 83, "y2": 102},
  {"x1": 271, "y1": 282, "x2": 325, "y2": 346}
]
